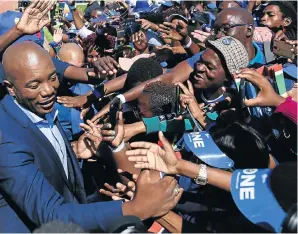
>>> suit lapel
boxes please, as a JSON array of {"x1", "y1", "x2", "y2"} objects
[
  {"x1": 2, "y1": 95, "x2": 73, "y2": 192},
  {"x1": 56, "y1": 120, "x2": 87, "y2": 203}
]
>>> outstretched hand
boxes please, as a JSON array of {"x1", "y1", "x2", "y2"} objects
[
  {"x1": 126, "y1": 131, "x2": 179, "y2": 174},
  {"x1": 75, "y1": 120, "x2": 102, "y2": 159},
  {"x1": 17, "y1": 0, "x2": 54, "y2": 35},
  {"x1": 159, "y1": 20, "x2": 188, "y2": 42}
]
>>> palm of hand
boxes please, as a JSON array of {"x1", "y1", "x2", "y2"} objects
[
  {"x1": 178, "y1": 27, "x2": 188, "y2": 38},
  {"x1": 18, "y1": 8, "x2": 47, "y2": 34},
  {"x1": 53, "y1": 33, "x2": 63, "y2": 43},
  {"x1": 77, "y1": 136, "x2": 97, "y2": 159},
  {"x1": 147, "y1": 144, "x2": 177, "y2": 174},
  {"x1": 170, "y1": 29, "x2": 183, "y2": 41}
]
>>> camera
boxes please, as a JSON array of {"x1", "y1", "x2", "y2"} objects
[{"x1": 19, "y1": 0, "x2": 30, "y2": 9}]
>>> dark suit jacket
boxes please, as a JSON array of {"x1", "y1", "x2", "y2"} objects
[{"x1": 0, "y1": 95, "x2": 122, "y2": 232}]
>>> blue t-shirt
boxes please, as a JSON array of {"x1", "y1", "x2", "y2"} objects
[
  {"x1": 187, "y1": 42, "x2": 266, "y2": 69},
  {"x1": 52, "y1": 58, "x2": 70, "y2": 83}
]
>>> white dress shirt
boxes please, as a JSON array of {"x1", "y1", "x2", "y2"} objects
[{"x1": 14, "y1": 100, "x2": 68, "y2": 179}]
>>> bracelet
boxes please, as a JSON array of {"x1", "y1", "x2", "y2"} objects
[
  {"x1": 49, "y1": 41, "x2": 62, "y2": 54},
  {"x1": 142, "y1": 116, "x2": 161, "y2": 134},
  {"x1": 116, "y1": 94, "x2": 126, "y2": 104},
  {"x1": 109, "y1": 140, "x2": 125, "y2": 153},
  {"x1": 184, "y1": 37, "x2": 192, "y2": 49}
]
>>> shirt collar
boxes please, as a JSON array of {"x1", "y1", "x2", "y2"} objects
[
  {"x1": 249, "y1": 42, "x2": 265, "y2": 65},
  {"x1": 13, "y1": 97, "x2": 58, "y2": 128}
]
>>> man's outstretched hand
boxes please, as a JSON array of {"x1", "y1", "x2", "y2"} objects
[{"x1": 17, "y1": 0, "x2": 54, "y2": 35}]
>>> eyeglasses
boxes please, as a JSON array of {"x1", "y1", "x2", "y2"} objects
[{"x1": 211, "y1": 23, "x2": 251, "y2": 35}]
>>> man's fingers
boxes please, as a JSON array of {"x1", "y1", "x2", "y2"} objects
[
  {"x1": 159, "y1": 24, "x2": 171, "y2": 32},
  {"x1": 244, "y1": 98, "x2": 259, "y2": 107},
  {"x1": 134, "y1": 163, "x2": 150, "y2": 169},
  {"x1": 85, "y1": 133, "x2": 100, "y2": 143},
  {"x1": 87, "y1": 119, "x2": 100, "y2": 134},
  {"x1": 104, "y1": 183, "x2": 119, "y2": 193},
  {"x1": 57, "y1": 96, "x2": 74, "y2": 104},
  {"x1": 178, "y1": 20, "x2": 188, "y2": 28},
  {"x1": 236, "y1": 71, "x2": 260, "y2": 86},
  {"x1": 101, "y1": 129, "x2": 115, "y2": 136},
  {"x1": 80, "y1": 107, "x2": 90, "y2": 120},
  {"x1": 28, "y1": 0, "x2": 39, "y2": 9},
  {"x1": 109, "y1": 57, "x2": 120, "y2": 68},
  {"x1": 193, "y1": 30, "x2": 210, "y2": 36},
  {"x1": 129, "y1": 141, "x2": 154, "y2": 149},
  {"x1": 127, "y1": 149, "x2": 149, "y2": 157},
  {"x1": 80, "y1": 123, "x2": 92, "y2": 132},
  {"x1": 98, "y1": 61, "x2": 111, "y2": 75},
  {"x1": 176, "y1": 82, "x2": 190, "y2": 94},
  {"x1": 187, "y1": 80, "x2": 194, "y2": 95},
  {"x1": 158, "y1": 131, "x2": 172, "y2": 153},
  {"x1": 116, "y1": 183, "x2": 127, "y2": 193},
  {"x1": 163, "y1": 22, "x2": 176, "y2": 29},
  {"x1": 63, "y1": 103, "x2": 75, "y2": 108},
  {"x1": 128, "y1": 155, "x2": 148, "y2": 163},
  {"x1": 99, "y1": 189, "x2": 114, "y2": 197},
  {"x1": 173, "y1": 188, "x2": 184, "y2": 203}
]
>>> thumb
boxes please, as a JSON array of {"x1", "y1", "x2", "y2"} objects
[
  {"x1": 88, "y1": 71, "x2": 96, "y2": 77},
  {"x1": 178, "y1": 20, "x2": 187, "y2": 27},
  {"x1": 137, "y1": 169, "x2": 151, "y2": 185},
  {"x1": 244, "y1": 98, "x2": 259, "y2": 107},
  {"x1": 205, "y1": 27, "x2": 211, "y2": 33},
  {"x1": 158, "y1": 131, "x2": 172, "y2": 152}
]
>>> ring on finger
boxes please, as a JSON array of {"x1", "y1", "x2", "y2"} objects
[{"x1": 174, "y1": 185, "x2": 180, "y2": 196}]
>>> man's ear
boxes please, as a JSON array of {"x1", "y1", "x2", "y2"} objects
[
  {"x1": 3, "y1": 80, "x2": 15, "y2": 97},
  {"x1": 246, "y1": 24, "x2": 254, "y2": 37},
  {"x1": 283, "y1": 17, "x2": 292, "y2": 28}
]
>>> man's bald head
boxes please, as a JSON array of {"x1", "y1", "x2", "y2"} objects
[
  {"x1": 58, "y1": 43, "x2": 84, "y2": 67},
  {"x1": 3, "y1": 42, "x2": 54, "y2": 83},
  {"x1": 213, "y1": 8, "x2": 255, "y2": 61},
  {"x1": 216, "y1": 8, "x2": 254, "y2": 25},
  {"x1": 2, "y1": 41, "x2": 58, "y2": 117}
]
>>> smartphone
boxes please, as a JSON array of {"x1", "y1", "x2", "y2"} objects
[
  {"x1": 109, "y1": 100, "x2": 122, "y2": 129},
  {"x1": 273, "y1": 40, "x2": 295, "y2": 60},
  {"x1": 125, "y1": 15, "x2": 136, "y2": 27},
  {"x1": 175, "y1": 86, "x2": 181, "y2": 114}
]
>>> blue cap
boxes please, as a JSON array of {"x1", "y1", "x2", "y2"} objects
[
  {"x1": 0, "y1": 11, "x2": 44, "y2": 48},
  {"x1": 183, "y1": 131, "x2": 235, "y2": 169},
  {"x1": 207, "y1": 3, "x2": 217, "y2": 9},
  {"x1": 161, "y1": 1, "x2": 174, "y2": 7},
  {"x1": 231, "y1": 169, "x2": 286, "y2": 232},
  {"x1": 63, "y1": 12, "x2": 73, "y2": 22},
  {"x1": 133, "y1": 0, "x2": 154, "y2": 12},
  {"x1": 91, "y1": 14, "x2": 109, "y2": 23}
]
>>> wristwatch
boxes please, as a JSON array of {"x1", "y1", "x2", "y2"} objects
[{"x1": 194, "y1": 164, "x2": 208, "y2": 185}]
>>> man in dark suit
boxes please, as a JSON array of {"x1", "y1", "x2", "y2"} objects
[{"x1": 0, "y1": 41, "x2": 182, "y2": 232}]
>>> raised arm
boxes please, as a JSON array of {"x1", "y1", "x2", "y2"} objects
[{"x1": 0, "y1": 0, "x2": 54, "y2": 53}]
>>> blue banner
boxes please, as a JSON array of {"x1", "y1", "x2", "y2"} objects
[
  {"x1": 231, "y1": 169, "x2": 286, "y2": 233},
  {"x1": 183, "y1": 131, "x2": 234, "y2": 169}
]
